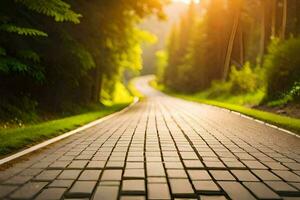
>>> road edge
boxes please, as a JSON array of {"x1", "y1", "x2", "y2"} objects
[
  {"x1": 147, "y1": 76, "x2": 300, "y2": 139},
  {"x1": 0, "y1": 97, "x2": 139, "y2": 166}
]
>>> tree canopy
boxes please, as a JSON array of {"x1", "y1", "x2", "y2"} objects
[{"x1": 0, "y1": 0, "x2": 166, "y2": 118}]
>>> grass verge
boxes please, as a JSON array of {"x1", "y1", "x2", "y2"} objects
[
  {"x1": 0, "y1": 103, "x2": 129, "y2": 156},
  {"x1": 150, "y1": 80, "x2": 300, "y2": 134}
]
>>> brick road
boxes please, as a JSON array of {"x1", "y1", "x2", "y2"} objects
[{"x1": 0, "y1": 76, "x2": 300, "y2": 200}]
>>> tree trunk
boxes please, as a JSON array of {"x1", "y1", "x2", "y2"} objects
[
  {"x1": 271, "y1": 0, "x2": 277, "y2": 37},
  {"x1": 91, "y1": 67, "x2": 103, "y2": 103},
  {"x1": 223, "y1": 0, "x2": 242, "y2": 81},
  {"x1": 239, "y1": 24, "x2": 244, "y2": 66},
  {"x1": 280, "y1": 0, "x2": 287, "y2": 39},
  {"x1": 259, "y1": 0, "x2": 266, "y2": 64}
]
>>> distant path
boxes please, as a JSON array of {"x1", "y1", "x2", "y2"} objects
[{"x1": 0, "y1": 76, "x2": 299, "y2": 200}]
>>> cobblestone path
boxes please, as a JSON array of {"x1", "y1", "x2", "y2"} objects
[{"x1": 0, "y1": 76, "x2": 300, "y2": 200}]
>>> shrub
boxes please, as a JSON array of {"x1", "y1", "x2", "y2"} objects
[
  {"x1": 229, "y1": 62, "x2": 262, "y2": 94},
  {"x1": 0, "y1": 96, "x2": 38, "y2": 123},
  {"x1": 264, "y1": 37, "x2": 300, "y2": 100}
]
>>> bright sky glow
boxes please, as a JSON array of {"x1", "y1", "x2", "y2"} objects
[{"x1": 173, "y1": 0, "x2": 200, "y2": 4}]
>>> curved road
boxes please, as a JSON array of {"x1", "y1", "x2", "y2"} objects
[{"x1": 0, "y1": 76, "x2": 299, "y2": 200}]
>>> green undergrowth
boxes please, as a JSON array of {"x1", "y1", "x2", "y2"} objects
[{"x1": 0, "y1": 103, "x2": 129, "y2": 156}]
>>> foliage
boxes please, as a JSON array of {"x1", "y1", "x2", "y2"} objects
[
  {"x1": 15, "y1": 0, "x2": 81, "y2": 23},
  {"x1": 264, "y1": 37, "x2": 300, "y2": 101},
  {"x1": 160, "y1": 0, "x2": 300, "y2": 102},
  {"x1": 229, "y1": 62, "x2": 263, "y2": 94},
  {"x1": 0, "y1": 103, "x2": 128, "y2": 156},
  {"x1": 0, "y1": 24, "x2": 48, "y2": 36},
  {"x1": 155, "y1": 50, "x2": 168, "y2": 82},
  {"x1": 0, "y1": 0, "x2": 166, "y2": 120}
]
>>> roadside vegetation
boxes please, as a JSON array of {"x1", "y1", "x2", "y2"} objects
[
  {"x1": 0, "y1": 103, "x2": 129, "y2": 157},
  {"x1": 150, "y1": 78, "x2": 300, "y2": 134},
  {"x1": 0, "y1": 0, "x2": 165, "y2": 126},
  {"x1": 154, "y1": 1, "x2": 300, "y2": 126}
]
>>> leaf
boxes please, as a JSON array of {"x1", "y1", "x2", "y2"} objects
[
  {"x1": 0, "y1": 47, "x2": 6, "y2": 56},
  {"x1": 0, "y1": 24, "x2": 48, "y2": 37},
  {"x1": 0, "y1": 57, "x2": 29, "y2": 73},
  {"x1": 15, "y1": 0, "x2": 81, "y2": 23},
  {"x1": 17, "y1": 50, "x2": 40, "y2": 63}
]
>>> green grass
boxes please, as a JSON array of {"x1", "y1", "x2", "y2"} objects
[
  {"x1": 150, "y1": 80, "x2": 300, "y2": 134},
  {"x1": 0, "y1": 103, "x2": 129, "y2": 156}
]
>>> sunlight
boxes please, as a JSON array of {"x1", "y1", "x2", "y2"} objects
[{"x1": 173, "y1": 0, "x2": 200, "y2": 4}]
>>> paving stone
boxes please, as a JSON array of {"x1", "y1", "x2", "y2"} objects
[
  {"x1": 204, "y1": 161, "x2": 226, "y2": 169},
  {"x1": 147, "y1": 177, "x2": 167, "y2": 183},
  {"x1": 68, "y1": 160, "x2": 88, "y2": 169},
  {"x1": 122, "y1": 180, "x2": 145, "y2": 194},
  {"x1": 0, "y1": 185, "x2": 17, "y2": 198},
  {"x1": 169, "y1": 179, "x2": 194, "y2": 195},
  {"x1": 224, "y1": 161, "x2": 246, "y2": 169},
  {"x1": 19, "y1": 168, "x2": 43, "y2": 176},
  {"x1": 34, "y1": 170, "x2": 61, "y2": 181},
  {"x1": 210, "y1": 170, "x2": 235, "y2": 181},
  {"x1": 49, "y1": 161, "x2": 70, "y2": 169},
  {"x1": 124, "y1": 169, "x2": 145, "y2": 178},
  {"x1": 86, "y1": 161, "x2": 105, "y2": 169},
  {"x1": 4, "y1": 175, "x2": 32, "y2": 184},
  {"x1": 188, "y1": 170, "x2": 212, "y2": 180},
  {"x1": 78, "y1": 170, "x2": 101, "y2": 181},
  {"x1": 265, "y1": 181, "x2": 298, "y2": 193},
  {"x1": 167, "y1": 169, "x2": 188, "y2": 178},
  {"x1": 243, "y1": 161, "x2": 268, "y2": 169},
  {"x1": 68, "y1": 181, "x2": 96, "y2": 197},
  {"x1": 147, "y1": 162, "x2": 165, "y2": 176},
  {"x1": 263, "y1": 162, "x2": 288, "y2": 170},
  {"x1": 99, "y1": 181, "x2": 120, "y2": 186},
  {"x1": 243, "y1": 182, "x2": 281, "y2": 199},
  {"x1": 273, "y1": 170, "x2": 300, "y2": 182},
  {"x1": 49, "y1": 179, "x2": 74, "y2": 188},
  {"x1": 165, "y1": 162, "x2": 184, "y2": 169},
  {"x1": 199, "y1": 195, "x2": 227, "y2": 200},
  {"x1": 193, "y1": 180, "x2": 221, "y2": 192},
  {"x1": 231, "y1": 170, "x2": 259, "y2": 181},
  {"x1": 148, "y1": 183, "x2": 170, "y2": 199},
  {"x1": 126, "y1": 162, "x2": 144, "y2": 169},
  {"x1": 218, "y1": 181, "x2": 256, "y2": 200},
  {"x1": 121, "y1": 196, "x2": 146, "y2": 200},
  {"x1": 283, "y1": 162, "x2": 300, "y2": 170},
  {"x1": 183, "y1": 160, "x2": 204, "y2": 169},
  {"x1": 101, "y1": 170, "x2": 123, "y2": 181},
  {"x1": 291, "y1": 182, "x2": 300, "y2": 190},
  {"x1": 57, "y1": 170, "x2": 81, "y2": 180},
  {"x1": 252, "y1": 170, "x2": 281, "y2": 181},
  {"x1": 35, "y1": 188, "x2": 66, "y2": 200},
  {"x1": 180, "y1": 152, "x2": 198, "y2": 159},
  {"x1": 106, "y1": 161, "x2": 125, "y2": 168},
  {"x1": 10, "y1": 182, "x2": 47, "y2": 199},
  {"x1": 93, "y1": 186, "x2": 119, "y2": 200}
]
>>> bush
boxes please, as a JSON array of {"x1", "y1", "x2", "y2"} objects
[
  {"x1": 229, "y1": 62, "x2": 261, "y2": 94},
  {"x1": 207, "y1": 81, "x2": 232, "y2": 98},
  {"x1": 264, "y1": 37, "x2": 300, "y2": 100},
  {"x1": 0, "y1": 96, "x2": 38, "y2": 123}
]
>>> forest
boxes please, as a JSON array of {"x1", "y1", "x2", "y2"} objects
[
  {"x1": 158, "y1": 0, "x2": 300, "y2": 117},
  {"x1": 0, "y1": 0, "x2": 166, "y2": 123}
]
